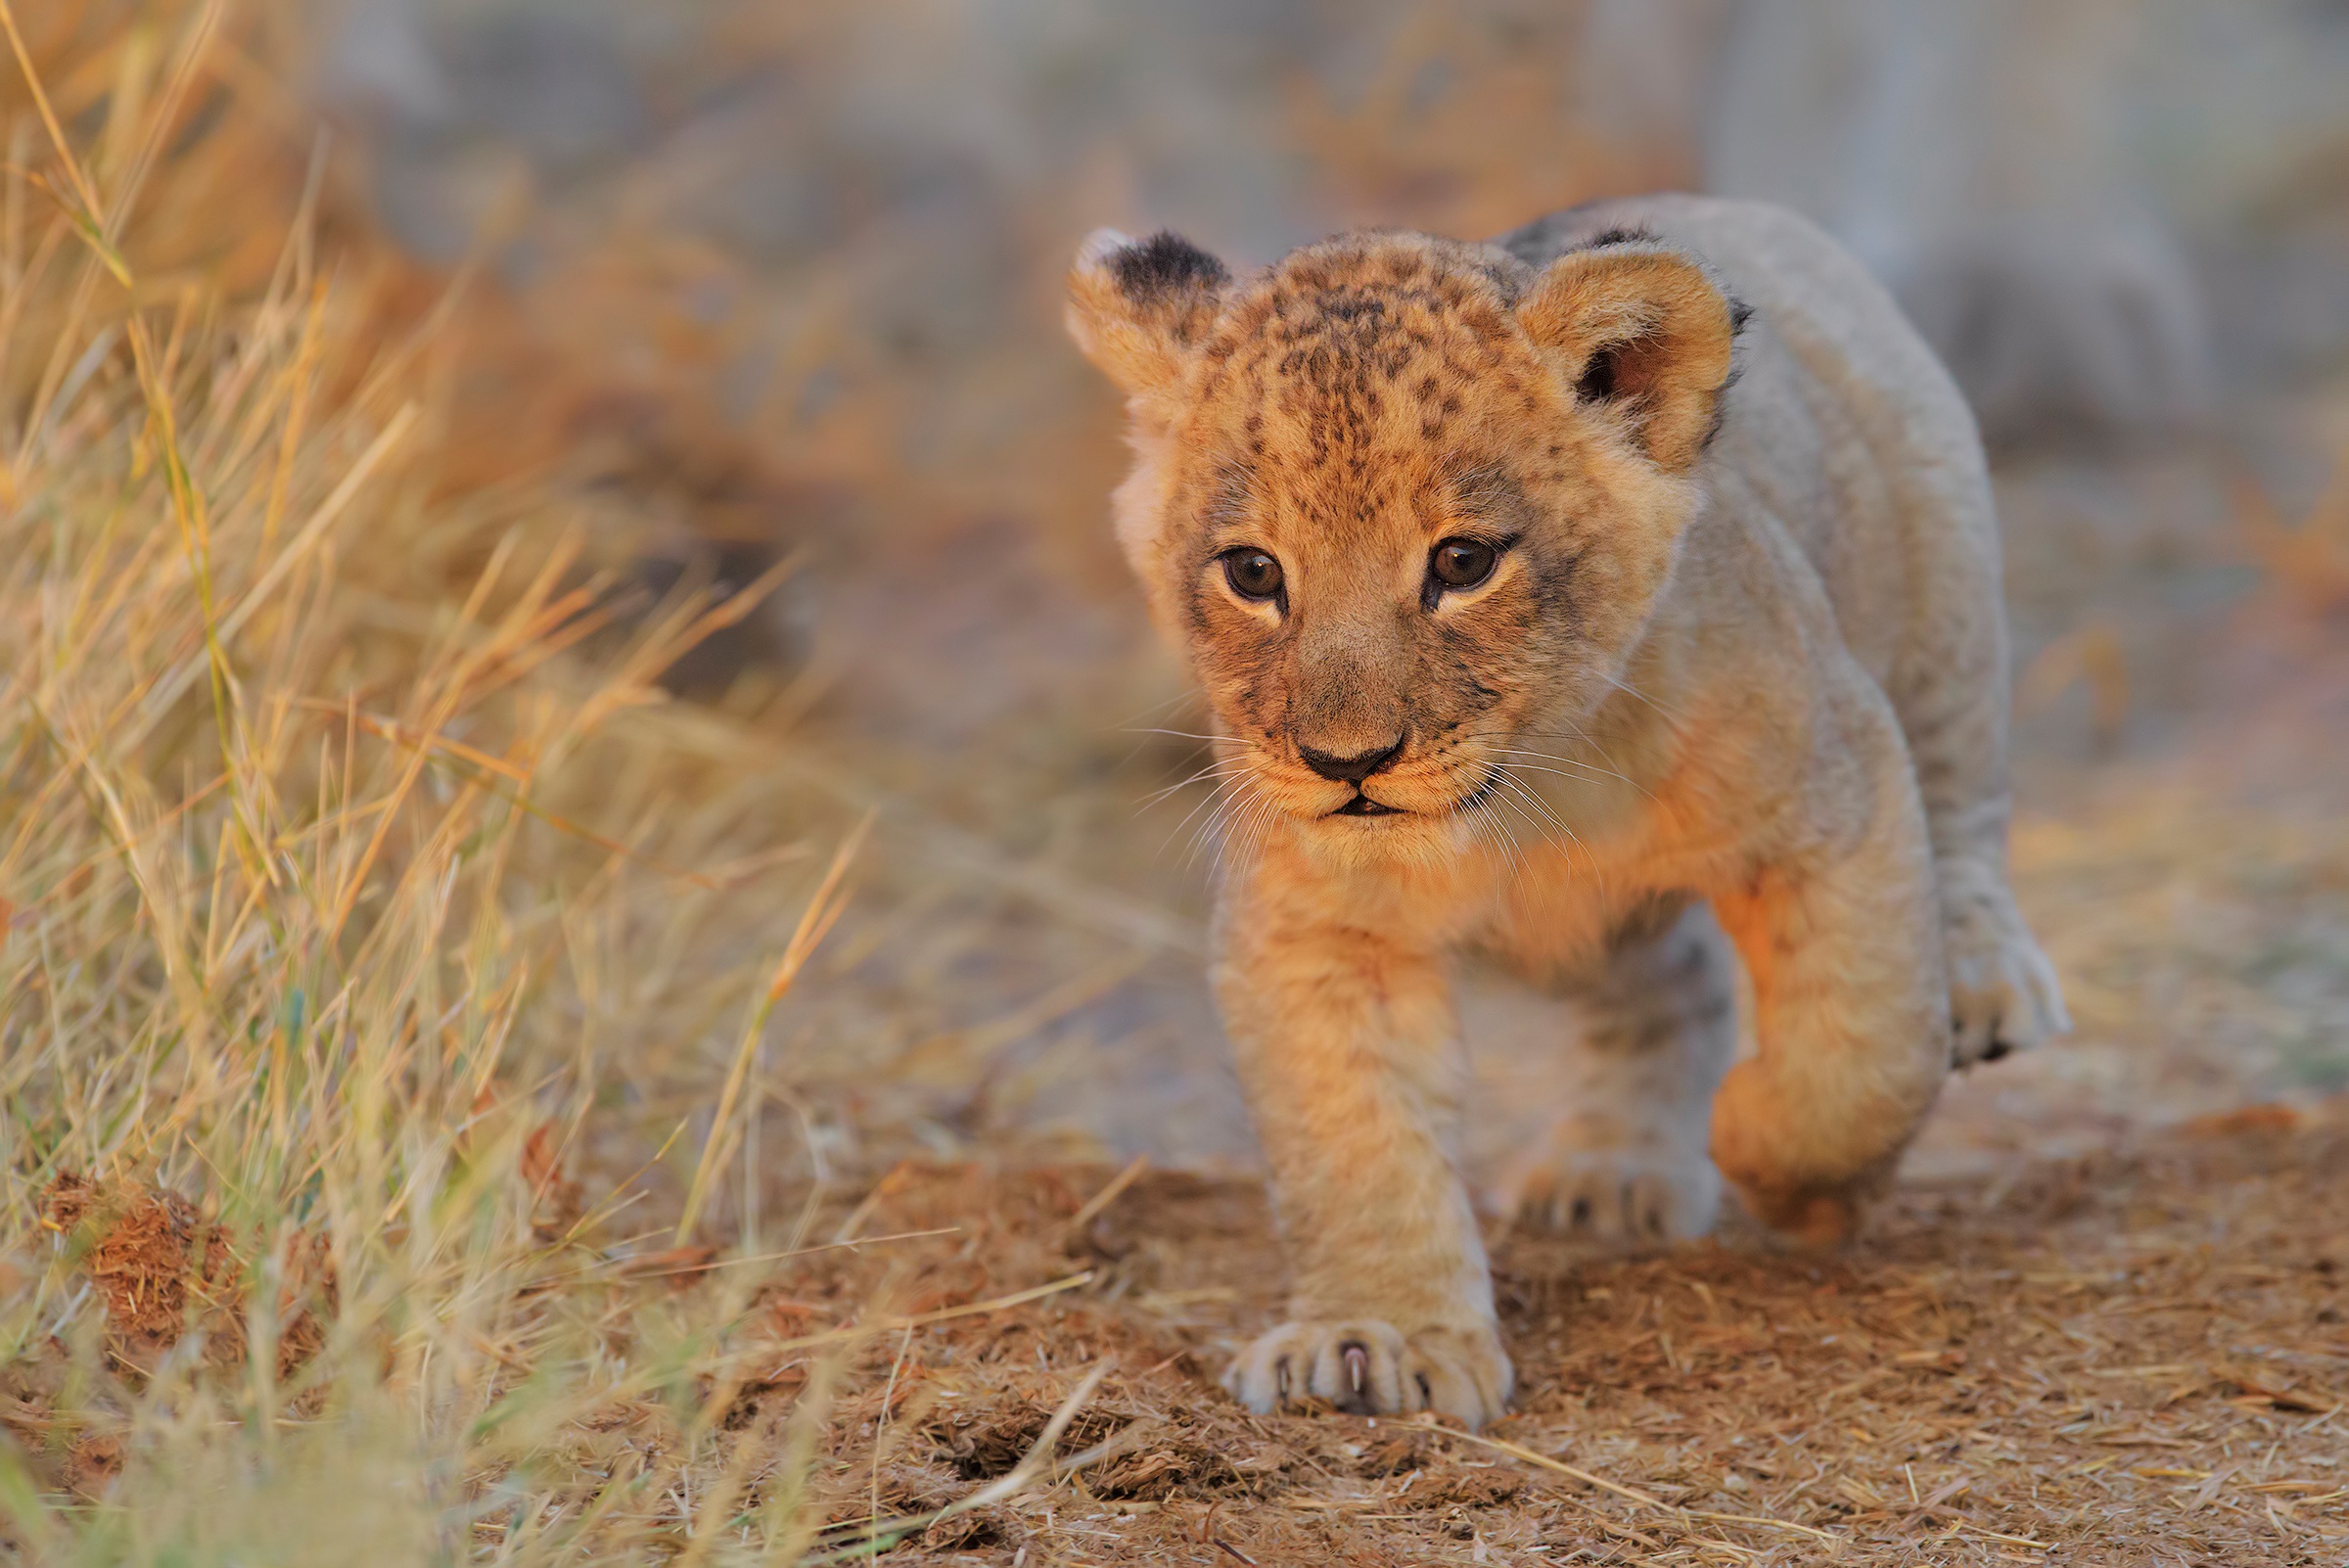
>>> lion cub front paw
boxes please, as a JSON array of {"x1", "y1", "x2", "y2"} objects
[
  {"x1": 1943, "y1": 883, "x2": 2070, "y2": 1066},
  {"x1": 1223, "y1": 1318, "x2": 1512, "y2": 1429},
  {"x1": 1503, "y1": 1139, "x2": 1722, "y2": 1246}
]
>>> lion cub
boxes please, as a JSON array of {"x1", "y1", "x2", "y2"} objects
[{"x1": 1066, "y1": 195, "x2": 2067, "y2": 1429}]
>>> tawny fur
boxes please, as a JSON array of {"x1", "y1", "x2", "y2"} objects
[{"x1": 1067, "y1": 195, "x2": 2068, "y2": 1429}]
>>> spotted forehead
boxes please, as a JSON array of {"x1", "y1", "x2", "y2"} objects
[{"x1": 1194, "y1": 240, "x2": 1541, "y2": 471}]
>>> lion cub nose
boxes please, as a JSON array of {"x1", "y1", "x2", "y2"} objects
[{"x1": 1297, "y1": 737, "x2": 1405, "y2": 784}]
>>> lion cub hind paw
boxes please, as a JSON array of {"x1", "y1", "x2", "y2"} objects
[
  {"x1": 1946, "y1": 916, "x2": 2070, "y2": 1067},
  {"x1": 1224, "y1": 1318, "x2": 1511, "y2": 1429},
  {"x1": 1505, "y1": 1145, "x2": 1722, "y2": 1247}
]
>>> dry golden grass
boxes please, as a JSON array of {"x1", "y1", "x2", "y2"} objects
[
  {"x1": 3, "y1": 4, "x2": 2347, "y2": 1565},
  {"x1": 0, "y1": 7, "x2": 908, "y2": 1561}
]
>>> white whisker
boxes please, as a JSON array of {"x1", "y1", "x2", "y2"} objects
[
  {"x1": 1489, "y1": 768, "x2": 1577, "y2": 860},
  {"x1": 1210, "y1": 779, "x2": 1286, "y2": 884},
  {"x1": 1161, "y1": 773, "x2": 1246, "y2": 863},
  {"x1": 1138, "y1": 760, "x2": 1253, "y2": 809},
  {"x1": 1122, "y1": 725, "x2": 1256, "y2": 746},
  {"x1": 1487, "y1": 750, "x2": 1631, "y2": 786},
  {"x1": 1489, "y1": 767, "x2": 1565, "y2": 832},
  {"x1": 1471, "y1": 794, "x2": 1531, "y2": 890},
  {"x1": 1492, "y1": 763, "x2": 1592, "y2": 873},
  {"x1": 1191, "y1": 770, "x2": 1277, "y2": 876},
  {"x1": 1224, "y1": 786, "x2": 1285, "y2": 883},
  {"x1": 1492, "y1": 734, "x2": 1653, "y2": 800},
  {"x1": 1186, "y1": 781, "x2": 1253, "y2": 872},
  {"x1": 1596, "y1": 670, "x2": 1684, "y2": 727},
  {"x1": 1104, "y1": 686, "x2": 1212, "y2": 730}
]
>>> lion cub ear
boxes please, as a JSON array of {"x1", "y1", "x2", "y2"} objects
[
  {"x1": 1516, "y1": 244, "x2": 1739, "y2": 475},
  {"x1": 1065, "y1": 228, "x2": 1231, "y2": 422}
]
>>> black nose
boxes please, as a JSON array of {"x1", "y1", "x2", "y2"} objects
[{"x1": 1298, "y1": 737, "x2": 1405, "y2": 784}]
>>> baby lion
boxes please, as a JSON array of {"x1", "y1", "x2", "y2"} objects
[{"x1": 1065, "y1": 195, "x2": 2067, "y2": 1429}]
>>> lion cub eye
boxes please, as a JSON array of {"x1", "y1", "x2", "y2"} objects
[
  {"x1": 1428, "y1": 537, "x2": 1498, "y2": 593},
  {"x1": 1221, "y1": 547, "x2": 1286, "y2": 604}
]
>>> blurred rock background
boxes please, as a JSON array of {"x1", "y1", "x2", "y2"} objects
[{"x1": 290, "y1": 0, "x2": 2349, "y2": 1185}]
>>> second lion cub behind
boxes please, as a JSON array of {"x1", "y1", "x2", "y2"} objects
[{"x1": 1065, "y1": 194, "x2": 2067, "y2": 1429}]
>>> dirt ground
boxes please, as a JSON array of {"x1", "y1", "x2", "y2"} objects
[{"x1": 714, "y1": 1116, "x2": 2346, "y2": 1567}]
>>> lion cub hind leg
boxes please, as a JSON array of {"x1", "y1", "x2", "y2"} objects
[
  {"x1": 1708, "y1": 695, "x2": 1953, "y2": 1247},
  {"x1": 1497, "y1": 899, "x2": 1735, "y2": 1247},
  {"x1": 1936, "y1": 814, "x2": 2071, "y2": 1066},
  {"x1": 1872, "y1": 421, "x2": 2070, "y2": 1066}
]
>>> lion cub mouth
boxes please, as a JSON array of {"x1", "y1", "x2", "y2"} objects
[{"x1": 1331, "y1": 793, "x2": 1399, "y2": 817}]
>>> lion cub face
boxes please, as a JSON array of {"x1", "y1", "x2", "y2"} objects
[{"x1": 1068, "y1": 227, "x2": 1738, "y2": 853}]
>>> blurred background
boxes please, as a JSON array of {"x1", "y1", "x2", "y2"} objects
[{"x1": 172, "y1": 0, "x2": 2349, "y2": 1194}]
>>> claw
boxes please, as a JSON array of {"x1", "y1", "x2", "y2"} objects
[{"x1": 1343, "y1": 1341, "x2": 1368, "y2": 1396}]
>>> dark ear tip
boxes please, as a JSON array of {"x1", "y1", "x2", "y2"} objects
[{"x1": 1104, "y1": 229, "x2": 1231, "y2": 301}]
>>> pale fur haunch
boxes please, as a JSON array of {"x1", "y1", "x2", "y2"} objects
[{"x1": 1066, "y1": 196, "x2": 2068, "y2": 1429}]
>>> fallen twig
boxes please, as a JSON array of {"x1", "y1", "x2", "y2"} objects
[
  {"x1": 1428, "y1": 1420, "x2": 1846, "y2": 1551},
  {"x1": 793, "y1": 1360, "x2": 1117, "y2": 1563}
]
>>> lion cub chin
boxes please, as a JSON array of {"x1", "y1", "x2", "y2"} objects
[{"x1": 1066, "y1": 195, "x2": 2068, "y2": 1430}]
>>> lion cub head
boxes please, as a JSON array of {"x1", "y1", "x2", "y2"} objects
[{"x1": 1067, "y1": 225, "x2": 1739, "y2": 854}]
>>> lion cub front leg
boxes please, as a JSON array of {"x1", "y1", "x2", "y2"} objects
[
  {"x1": 1214, "y1": 881, "x2": 1510, "y2": 1429},
  {"x1": 1708, "y1": 698, "x2": 1954, "y2": 1246}
]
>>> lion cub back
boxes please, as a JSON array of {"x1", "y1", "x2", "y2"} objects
[{"x1": 1499, "y1": 194, "x2": 2004, "y2": 711}]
